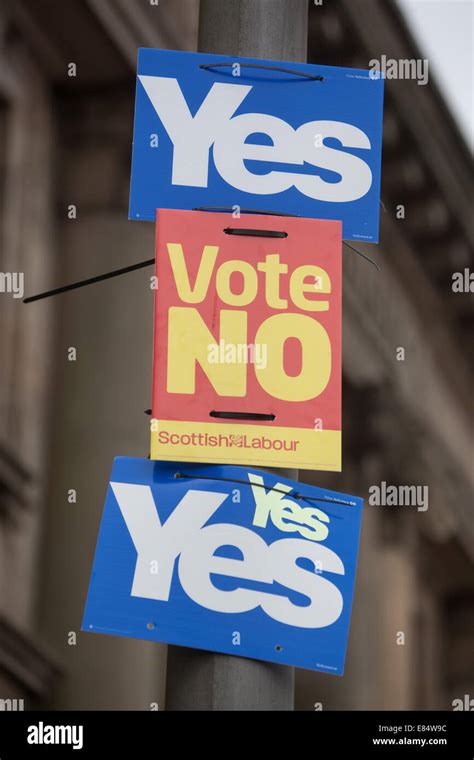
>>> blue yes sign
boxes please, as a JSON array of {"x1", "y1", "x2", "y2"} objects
[
  {"x1": 129, "y1": 49, "x2": 384, "y2": 242},
  {"x1": 83, "y1": 458, "x2": 363, "y2": 675}
]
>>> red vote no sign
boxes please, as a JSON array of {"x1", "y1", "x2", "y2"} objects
[{"x1": 151, "y1": 209, "x2": 341, "y2": 471}]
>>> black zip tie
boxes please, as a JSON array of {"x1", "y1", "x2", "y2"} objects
[
  {"x1": 193, "y1": 206, "x2": 299, "y2": 217},
  {"x1": 23, "y1": 238, "x2": 378, "y2": 305},
  {"x1": 147, "y1": 409, "x2": 276, "y2": 421},
  {"x1": 210, "y1": 411, "x2": 276, "y2": 421},
  {"x1": 199, "y1": 62, "x2": 324, "y2": 81},
  {"x1": 297, "y1": 495, "x2": 343, "y2": 520},
  {"x1": 223, "y1": 227, "x2": 287, "y2": 238},
  {"x1": 23, "y1": 257, "x2": 155, "y2": 303},
  {"x1": 173, "y1": 471, "x2": 355, "y2": 510},
  {"x1": 194, "y1": 208, "x2": 380, "y2": 270},
  {"x1": 343, "y1": 241, "x2": 380, "y2": 271}
]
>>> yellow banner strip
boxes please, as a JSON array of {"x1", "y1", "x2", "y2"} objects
[{"x1": 150, "y1": 419, "x2": 341, "y2": 471}]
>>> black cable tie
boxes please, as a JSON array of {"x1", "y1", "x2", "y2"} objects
[
  {"x1": 210, "y1": 411, "x2": 276, "y2": 421},
  {"x1": 23, "y1": 258, "x2": 155, "y2": 303},
  {"x1": 343, "y1": 242, "x2": 380, "y2": 271},
  {"x1": 193, "y1": 206, "x2": 299, "y2": 217},
  {"x1": 23, "y1": 240, "x2": 378, "y2": 306},
  {"x1": 174, "y1": 472, "x2": 298, "y2": 497},
  {"x1": 174, "y1": 472, "x2": 356, "y2": 510},
  {"x1": 223, "y1": 227, "x2": 287, "y2": 238},
  {"x1": 199, "y1": 62, "x2": 324, "y2": 81}
]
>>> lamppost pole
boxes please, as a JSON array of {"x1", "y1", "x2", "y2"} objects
[{"x1": 164, "y1": 0, "x2": 308, "y2": 711}]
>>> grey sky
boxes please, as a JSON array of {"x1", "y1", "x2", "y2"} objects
[{"x1": 396, "y1": 0, "x2": 473, "y2": 150}]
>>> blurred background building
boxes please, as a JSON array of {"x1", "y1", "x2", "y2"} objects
[{"x1": 0, "y1": 0, "x2": 472, "y2": 710}]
